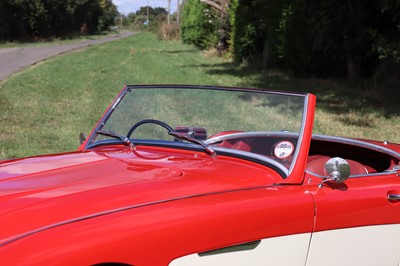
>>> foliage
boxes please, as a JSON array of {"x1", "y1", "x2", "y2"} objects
[
  {"x1": 130, "y1": 6, "x2": 181, "y2": 41},
  {"x1": 222, "y1": 0, "x2": 400, "y2": 80},
  {"x1": 303, "y1": 1, "x2": 380, "y2": 79},
  {"x1": 136, "y1": 6, "x2": 168, "y2": 18},
  {"x1": 1, "y1": 32, "x2": 399, "y2": 158},
  {"x1": 181, "y1": 0, "x2": 219, "y2": 49},
  {"x1": 125, "y1": 13, "x2": 137, "y2": 25},
  {"x1": 123, "y1": 6, "x2": 168, "y2": 32},
  {"x1": 232, "y1": 0, "x2": 289, "y2": 67},
  {"x1": 148, "y1": 13, "x2": 169, "y2": 33},
  {"x1": 0, "y1": 0, "x2": 118, "y2": 41},
  {"x1": 226, "y1": 0, "x2": 238, "y2": 56},
  {"x1": 369, "y1": 0, "x2": 400, "y2": 82},
  {"x1": 369, "y1": 0, "x2": 400, "y2": 63},
  {"x1": 98, "y1": 0, "x2": 118, "y2": 31}
]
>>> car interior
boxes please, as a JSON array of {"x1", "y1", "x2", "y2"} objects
[{"x1": 211, "y1": 134, "x2": 399, "y2": 176}]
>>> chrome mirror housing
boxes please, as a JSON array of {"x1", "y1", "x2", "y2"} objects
[
  {"x1": 324, "y1": 157, "x2": 350, "y2": 183},
  {"x1": 79, "y1": 132, "x2": 87, "y2": 145},
  {"x1": 318, "y1": 157, "x2": 350, "y2": 188}
]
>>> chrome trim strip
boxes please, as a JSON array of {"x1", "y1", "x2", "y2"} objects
[
  {"x1": 388, "y1": 194, "x2": 400, "y2": 201},
  {"x1": 204, "y1": 131, "x2": 299, "y2": 145},
  {"x1": 306, "y1": 170, "x2": 397, "y2": 178},
  {"x1": 86, "y1": 87, "x2": 130, "y2": 145},
  {"x1": 126, "y1": 84, "x2": 308, "y2": 97},
  {"x1": 214, "y1": 147, "x2": 289, "y2": 177}
]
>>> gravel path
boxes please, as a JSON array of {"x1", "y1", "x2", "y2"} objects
[{"x1": 0, "y1": 31, "x2": 134, "y2": 81}]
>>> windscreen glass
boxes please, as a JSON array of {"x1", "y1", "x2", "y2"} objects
[{"x1": 90, "y1": 86, "x2": 307, "y2": 173}]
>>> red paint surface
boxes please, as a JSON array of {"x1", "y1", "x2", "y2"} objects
[
  {"x1": 305, "y1": 172, "x2": 400, "y2": 232},
  {"x1": 2, "y1": 88, "x2": 400, "y2": 265}
]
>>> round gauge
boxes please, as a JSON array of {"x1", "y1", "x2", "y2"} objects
[{"x1": 273, "y1": 141, "x2": 294, "y2": 159}]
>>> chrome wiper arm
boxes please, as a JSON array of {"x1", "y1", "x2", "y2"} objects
[
  {"x1": 168, "y1": 131, "x2": 217, "y2": 158},
  {"x1": 96, "y1": 130, "x2": 135, "y2": 149}
]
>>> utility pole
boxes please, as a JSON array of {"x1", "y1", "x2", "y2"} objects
[
  {"x1": 167, "y1": 0, "x2": 171, "y2": 25},
  {"x1": 177, "y1": 0, "x2": 180, "y2": 25},
  {"x1": 147, "y1": 0, "x2": 149, "y2": 29}
]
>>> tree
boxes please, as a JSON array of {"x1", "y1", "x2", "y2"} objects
[
  {"x1": 98, "y1": 0, "x2": 118, "y2": 31},
  {"x1": 200, "y1": 0, "x2": 230, "y2": 55},
  {"x1": 181, "y1": 0, "x2": 219, "y2": 49},
  {"x1": 132, "y1": 6, "x2": 167, "y2": 32},
  {"x1": 0, "y1": 0, "x2": 118, "y2": 41},
  {"x1": 200, "y1": 0, "x2": 229, "y2": 12},
  {"x1": 298, "y1": 0, "x2": 376, "y2": 79},
  {"x1": 183, "y1": 0, "x2": 399, "y2": 80},
  {"x1": 369, "y1": 0, "x2": 400, "y2": 81},
  {"x1": 232, "y1": 0, "x2": 289, "y2": 67},
  {"x1": 136, "y1": 6, "x2": 167, "y2": 18}
]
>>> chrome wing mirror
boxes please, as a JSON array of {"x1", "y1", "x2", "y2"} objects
[
  {"x1": 318, "y1": 157, "x2": 350, "y2": 188},
  {"x1": 79, "y1": 132, "x2": 87, "y2": 145}
]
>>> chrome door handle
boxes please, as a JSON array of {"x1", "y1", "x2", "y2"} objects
[{"x1": 388, "y1": 194, "x2": 400, "y2": 201}]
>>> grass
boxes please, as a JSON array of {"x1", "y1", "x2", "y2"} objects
[
  {"x1": 0, "y1": 31, "x2": 117, "y2": 49},
  {"x1": 1, "y1": 32, "x2": 399, "y2": 158},
  {"x1": 100, "y1": 88, "x2": 303, "y2": 140}
]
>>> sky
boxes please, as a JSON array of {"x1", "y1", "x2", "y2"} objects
[{"x1": 112, "y1": 0, "x2": 178, "y2": 14}]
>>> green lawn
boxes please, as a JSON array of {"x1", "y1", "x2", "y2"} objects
[
  {"x1": 1, "y1": 32, "x2": 399, "y2": 158},
  {"x1": 0, "y1": 31, "x2": 117, "y2": 48}
]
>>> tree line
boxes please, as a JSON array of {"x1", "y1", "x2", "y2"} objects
[
  {"x1": 0, "y1": 0, "x2": 117, "y2": 41},
  {"x1": 181, "y1": 0, "x2": 400, "y2": 80},
  {"x1": 2, "y1": 0, "x2": 398, "y2": 81},
  {"x1": 121, "y1": 6, "x2": 169, "y2": 31}
]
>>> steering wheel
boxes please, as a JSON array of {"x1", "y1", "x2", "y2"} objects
[{"x1": 126, "y1": 119, "x2": 174, "y2": 139}]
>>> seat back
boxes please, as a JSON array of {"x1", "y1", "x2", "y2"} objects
[{"x1": 306, "y1": 155, "x2": 369, "y2": 176}]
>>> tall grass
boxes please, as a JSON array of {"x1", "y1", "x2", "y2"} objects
[{"x1": 0, "y1": 32, "x2": 399, "y2": 158}]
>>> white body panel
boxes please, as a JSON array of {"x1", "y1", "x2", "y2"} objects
[
  {"x1": 169, "y1": 233, "x2": 311, "y2": 266},
  {"x1": 170, "y1": 225, "x2": 400, "y2": 266},
  {"x1": 307, "y1": 224, "x2": 400, "y2": 266}
]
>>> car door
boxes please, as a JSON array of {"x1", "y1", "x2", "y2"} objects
[
  {"x1": 305, "y1": 170, "x2": 400, "y2": 266},
  {"x1": 169, "y1": 185, "x2": 315, "y2": 266}
]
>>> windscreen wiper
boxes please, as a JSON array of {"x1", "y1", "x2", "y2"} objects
[
  {"x1": 96, "y1": 130, "x2": 135, "y2": 149},
  {"x1": 168, "y1": 131, "x2": 217, "y2": 158}
]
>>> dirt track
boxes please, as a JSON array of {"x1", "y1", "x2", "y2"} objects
[{"x1": 0, "y1": 31, "x2": 134, "y2": 81}]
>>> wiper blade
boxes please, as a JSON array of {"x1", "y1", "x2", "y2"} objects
[
  {"x1": 96, "y1": 130, "x2": 135, "y2": 149},
  {"x1": 168, "y1": 131, "x2": 217, "y2": 158}
]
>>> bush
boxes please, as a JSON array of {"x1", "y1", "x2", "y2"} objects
[
  {"x1": 181, "y1": 0, "x2": 219, "y2": 49},
  {"x1": 158, "y1": 22, "x2": 180, "y2": 41}
]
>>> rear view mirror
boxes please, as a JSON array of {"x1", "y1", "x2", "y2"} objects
[
  {"x1": 318, "y1": 157, "x2": 350, "y2": 188},
  {"x1": 79, "y1": 132, "x2": 86, "y2": 145},
  {"x1": 324, "y1": 157, "x2": 350, "y2": 183}
]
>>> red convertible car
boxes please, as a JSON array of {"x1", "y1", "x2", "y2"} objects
[{"x1": 1, "y1": 85, "x2": 399, "y2": 265}]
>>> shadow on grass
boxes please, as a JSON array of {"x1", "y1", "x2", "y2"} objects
[
  {"x1": 160, "y1": 49, "x2": 198, "y2": 54},
  {"x1": 187, "y1": 61, "x2": 400, "y2": 123}
]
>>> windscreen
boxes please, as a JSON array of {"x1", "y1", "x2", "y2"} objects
[{"x1": 90, "y1": 86, "x2": 307, "y2": 174}]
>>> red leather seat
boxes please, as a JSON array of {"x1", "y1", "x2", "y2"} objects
[
  {"x1": 231, "y1": 141, "x2": 252, "y2": 152},
  {"x1": 306, "y1": 155, "x2": 369, "y2": 176},
  {"x1": 219, "y1": 140, "x2": 252, "y2": 152}
]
